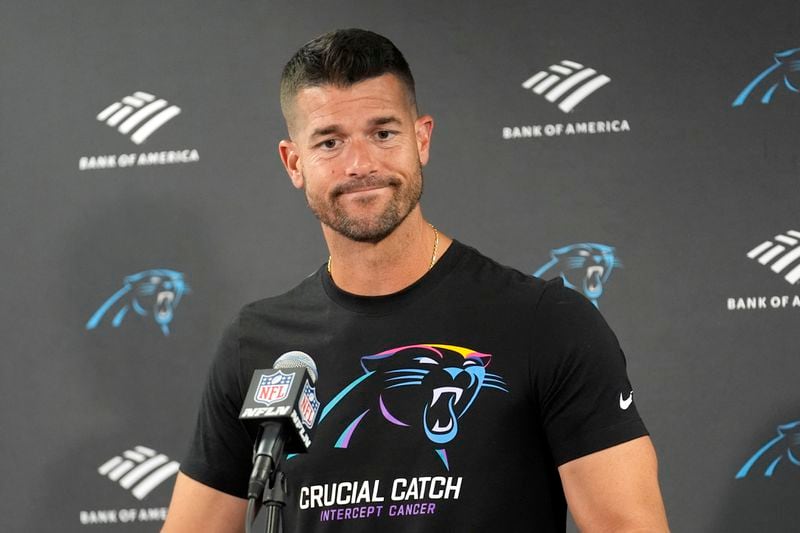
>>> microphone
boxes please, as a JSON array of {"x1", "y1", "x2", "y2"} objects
[{"x1": 239, "y1": 351, "x2": 320, "y2": 500}]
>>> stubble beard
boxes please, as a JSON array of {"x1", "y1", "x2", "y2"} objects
[{"x1": 305, "y1": 166, "x2": 424, "y2": 244}]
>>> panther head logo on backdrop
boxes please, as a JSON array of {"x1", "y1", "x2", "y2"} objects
[
  {"x1": 736, "y1": 420, "x2": 800, "y2": 478},
  {"x1": 534, "y1": 243, "x2": 622, "y2": 307},
  {"x1": 86, "y1": 269, "x2": 190, "y2": 336},
  {"x1": 732, "y1": 48, "x2": 800, "y2": 106}
]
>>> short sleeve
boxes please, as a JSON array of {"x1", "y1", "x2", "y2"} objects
[
  {"x1": 531, "y1": 278, "x2": 648, "y2": 466},
  {"x1": 179, "y1": 316, "x2": 254, "y2": 498}
]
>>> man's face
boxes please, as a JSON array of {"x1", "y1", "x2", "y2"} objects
[{"x1": 279, "y1": 74, "x2": 433, "y2": 243}]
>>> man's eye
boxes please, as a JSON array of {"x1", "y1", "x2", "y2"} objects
[
  {"x1": 320, "y1": 139, "x2": 339, "y2": 149},
  {"x1": 375, "y1": 130, "x2": 395, "y2": 140}
]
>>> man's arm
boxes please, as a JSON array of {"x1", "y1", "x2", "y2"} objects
[
  {"x1": 161, "y1": 472, "x2": 248, "y2": 533},
  {"x1": 558, "y1": 436, "x2": 669, "y2": 532}
]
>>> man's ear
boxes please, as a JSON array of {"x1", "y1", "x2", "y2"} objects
[
  {"x1": 415, "y1": 115, "x2": 434, "y2": 166},
  {"x1": 278, "y1": 139, "x2": 304, "y2": 189}
]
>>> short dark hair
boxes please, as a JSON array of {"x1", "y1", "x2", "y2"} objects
[{"x1": 280, "y1": 29, "x2": 417, "y2": 121}]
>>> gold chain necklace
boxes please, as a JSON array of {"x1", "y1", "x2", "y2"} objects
[{"x1": 327, "y1": 224, "x2": 439, "y2": 274}]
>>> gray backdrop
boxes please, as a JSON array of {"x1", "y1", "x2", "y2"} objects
[{"x1": 2, "y1": 1, "x2": 799, "y2": 531}]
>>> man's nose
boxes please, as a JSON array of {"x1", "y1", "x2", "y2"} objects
[{"x1": 344, "y1": 139, "x2": 377, "y2": 177}]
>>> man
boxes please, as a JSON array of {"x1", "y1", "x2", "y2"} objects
[{"x1": 163, "y1": 29, "x2": 669, "y2": 532}]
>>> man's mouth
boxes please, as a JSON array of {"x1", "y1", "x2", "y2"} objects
[
  {"x1": 339, "y1": 185, "x2": 389, "y2": 196},
  {"x1": 333, "y1": 177, "x2": 398, "y2": 196}
]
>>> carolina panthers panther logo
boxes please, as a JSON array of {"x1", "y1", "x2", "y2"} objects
[
  {"x1": 316, "y1": 344, "x2": 508, "y2": 470},
  {"x1": 86, "y1": 269, "x2": 190, "y2": 336},
  {"x1": 736, "y1": 420, "x2": 800, "y2": 478},
  {"x1": 733, "y1": 47, "x2": 800, "y2": 106},
  {"x1": 534, "y1": 243, "x2": 622, "y2": 307}
]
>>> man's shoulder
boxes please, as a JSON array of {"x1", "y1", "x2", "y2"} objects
[
  {"x1": 454, "y1": 240, "x2": 550, "y2": 298},
  {"x1": 236, "y1": 267, "x2": 326, "y2": 325},
  {"x1": 452, "y1": 240, "x2": 599, "y2": 320}
]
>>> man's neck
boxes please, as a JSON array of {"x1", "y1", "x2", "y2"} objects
[{"x1": 323, "y1": 210, "x2": 452, "y2": 296}]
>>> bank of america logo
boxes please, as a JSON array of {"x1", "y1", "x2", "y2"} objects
[
  {"x1": 97, "y1": 446, "x2": 180, "y2": 500},
  {"x1": 522, "y1": 60, "x2": 611, "y2": 113},
  {"x1": 96, "y1": 91, "x2": 181, "y2": 144},
  {"x1": 747, "y1": 230, "x2": 800, "y2": 284}
]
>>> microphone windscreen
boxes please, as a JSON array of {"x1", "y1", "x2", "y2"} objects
[{"x1": 274, "y1": 351, "x2": 318, "y2": 383}]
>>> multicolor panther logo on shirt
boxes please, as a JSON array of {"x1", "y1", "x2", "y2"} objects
[{"x1": 318, "y1": 344, "x2": 509, "y2": 470}]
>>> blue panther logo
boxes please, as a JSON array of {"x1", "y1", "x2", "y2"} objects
[
  {"x1": 733, "y1": 47, "x2": 800, "y2": 106},
  {"x1": 312, "y1": 344, "x2": 508, "y2": 470},
  {"x1": 736, "y1": 420, "x2": 800, "y2": 478},
  {"x1": 86, "y1": 269, "x2": 190, "y2": 336},
  {"x1": 534, "y1": 243, "x2": 622, "y2": 307}
]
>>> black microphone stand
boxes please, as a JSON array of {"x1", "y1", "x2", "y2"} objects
[
  {"x1": 246, "y1": 423, "x2": 292, "y2": 533},
  {"x1": 262, "y1": 470, "x2": 287, "y2": 533}
]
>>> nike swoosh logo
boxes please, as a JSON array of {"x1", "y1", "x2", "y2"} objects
[{"x1": 619, "y1": 392, "x2": 633, "y2": 410}]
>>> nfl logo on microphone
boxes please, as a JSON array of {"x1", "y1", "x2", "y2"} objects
[
  {"x1": 299, "y1": 381, "x2": 320, "y2": 429},
  {"x1": 254, "y1": 371, "x2": 294, "y2": 406}
]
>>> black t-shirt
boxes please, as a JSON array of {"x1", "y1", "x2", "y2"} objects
[{"x1": 181, "y1": 240, "x2": 647, "y2": 532}]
